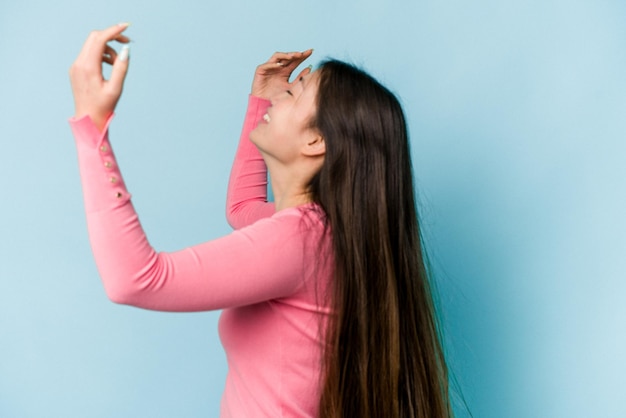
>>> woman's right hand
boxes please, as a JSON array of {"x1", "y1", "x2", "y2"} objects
[{"x1": 251, "y1": 50, "x2": 313, "y2": 100}]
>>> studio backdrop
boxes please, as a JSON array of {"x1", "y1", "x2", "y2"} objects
[{"x1": 0, "y1": 0, "x2": 624, "y2": 417}]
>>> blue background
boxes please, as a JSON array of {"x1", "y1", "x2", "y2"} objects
[{"x1": 1, "y1": 0, "x2": 625, "y2": 417}]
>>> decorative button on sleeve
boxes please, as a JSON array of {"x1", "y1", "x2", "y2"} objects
[{"x1": 68, "y1": 114, "x2": 131, "y2": 212}]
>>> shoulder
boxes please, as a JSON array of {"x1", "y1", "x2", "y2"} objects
[
  {"x1": 233, "y1": 204, "x2": 327, "y2": 252},
  {"x1": 267, "y1": 204, "x2": 326, "y2": 233}
]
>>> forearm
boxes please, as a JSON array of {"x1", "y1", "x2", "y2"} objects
[
  {"x1": 70, "y1": 114, "x2": 160, "y2": 306},
  {"x1": 225, "y1": 95, "x2": 275, "y2": 229},
  {"x1": 70, "y1": 115, "x2": 309, "y2": 311}
]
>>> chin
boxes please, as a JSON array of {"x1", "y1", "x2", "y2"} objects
[
  {"x1": 249, "y1": 129, "x2": 267, "y2": 154},
  {"x1": 249, "y1": 127, "x2": 259, "y2": 145}
]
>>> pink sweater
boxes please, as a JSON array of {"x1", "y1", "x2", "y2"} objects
[{"x1": 69, "y1": 95, "x2": 332, "y2": 417}]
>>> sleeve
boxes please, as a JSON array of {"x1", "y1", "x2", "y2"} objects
[
  {"x1": 69, "y1": 115, "x2": 308, "y2": 312},
  {"x1": 225, "y1": 95, "x2": 276, "y2": 230}
]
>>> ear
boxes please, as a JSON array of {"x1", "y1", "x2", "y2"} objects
[{"x1": 302, "y1": 135, "x2": 325, "y2": 157}]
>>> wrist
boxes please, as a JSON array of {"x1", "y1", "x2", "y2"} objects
[
  {"x1": 74, "y1": 108, "x2": 112, "y2": 133},
  {"x1": 73, "y1": 111, "x2": 111, "y2": 133}
]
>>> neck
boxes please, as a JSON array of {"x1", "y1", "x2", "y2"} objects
[
  {"x1": 266, "y1": 161, "x2": 314, "y2": 212},
  {"x1": 270, "y1": 177, "x2": 312, "y2": 212}
]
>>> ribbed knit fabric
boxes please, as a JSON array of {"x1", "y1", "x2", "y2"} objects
[{"x1": 69, "y1": 95, "x2": 331, "y2": 417}]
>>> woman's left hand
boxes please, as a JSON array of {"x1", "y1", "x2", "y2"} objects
[
  {"x1": 69, "y1": 23, "x2": 131, "y2": 132},
  {"x1": 251, "y1": 50, "x2": 313, "y2": 100}
]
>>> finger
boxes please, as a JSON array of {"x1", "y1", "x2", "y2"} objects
[
  {"x1": 290, "y1": 49, "x2": 313, "y2": 66},
  {"x1": 102, "y1": 45, "x2": 118, "y2": 65},
  {"x1": 272, "y1": 49, "x2": 312, "y2": 59},
  {"x1": 79, "y1": 23, "x2": 131, "y2": 64},
  {"x1": 278, "y1": 52, "x2": 313, "y2": 73},
  {"x1": 255, "y1": 62, "x2": 299, "y2": 81},
  {"x1": 270, "y1": 51, "x2": 308, "y2": 68},
  {"x1": 114, "y1": 34, "x2": 131, "y2": 44},
  {"x1": 256, "y1": 61, "x2": 288, "y2": 74},
  {"x1": 255, "y1": 49, "x2": 313, "y2": 84},
  {"x1": 104, "y1": 44, "x2": 118, "y2": 57},
  {"x1": 277, "y1": 49, "x2": 313, "y2": 61},
  {"x1": 109, "y1": 45, "x2": 130, "y2": 91},
  {"x1": 101, "y1": 22, "x2": 131, "y2": 42},
  {"x1": 269, "y1": 51, "x2": 296, "y2": 64}
]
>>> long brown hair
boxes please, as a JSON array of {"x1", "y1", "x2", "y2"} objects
[{"x1": 307, "y1": 60, "x2": 452, "y2": 418}]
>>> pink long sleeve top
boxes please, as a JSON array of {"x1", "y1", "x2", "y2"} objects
[{"x1": 69, "y1": 95, "x2": 332, "y2": 417}]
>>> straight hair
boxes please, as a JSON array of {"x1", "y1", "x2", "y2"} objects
[{"x1": 307, "y1": 60, "x2": 452, "y2": 418}]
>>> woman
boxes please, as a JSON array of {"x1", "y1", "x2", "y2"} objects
[{"x1": 69, "y1": 23, "x2": 452, "y2": 418}]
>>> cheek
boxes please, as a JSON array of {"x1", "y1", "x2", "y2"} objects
[
  {"x1": 265, "y1": 114, "x2": 296, "y2": 144},
  {"x1": 249, "y1": 122, "x2": 290, "y2": 159},
  {"x1": 249, "y1": 123, "x2": 281, "y2": 157}
]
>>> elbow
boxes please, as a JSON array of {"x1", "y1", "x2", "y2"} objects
[
  {"x1": 225, "y1": 204, "x2": 235, "y2": 229},
  {"x1": 225, "y1": 202, "x2": 244, "y2": 230},
  {"x1": 95, "y1": 251, "x2": 163, "y2": 308},
  {"x1": 225, "y1": 212, "x2": 239, "y2": 230},
  {"x1": 102, "y1": 280, "x2": 140, "y2": 306},
  {"x1": 225, "y1": 189, "x2": 236, "y2": 225}
]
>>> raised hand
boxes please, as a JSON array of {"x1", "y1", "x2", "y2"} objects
[
  {"x1": 69, "y1": 23, "x2": 131, "y2": 132},
  {"x1": 251, "y1": 50, "x2": 313, "y2": 100}
]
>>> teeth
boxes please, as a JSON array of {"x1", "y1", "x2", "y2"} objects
[{"x1": 263, "y1": 114, "x2": 270, "y2": 123}]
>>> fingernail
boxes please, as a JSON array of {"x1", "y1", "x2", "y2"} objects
[
  {"x1": 118, "y1": 22, "x2": 131, "y2": 27},
  {"x1": 119, "y1": 45, "x2": 130, "y2": 62},
  {"x1": 306, "y1": 65, "x2": 313, "y2": 71}
]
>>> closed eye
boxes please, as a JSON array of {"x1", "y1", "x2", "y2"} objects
[{"x1": 286, "y1": 90, "x2": 293, "y2": 96}]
